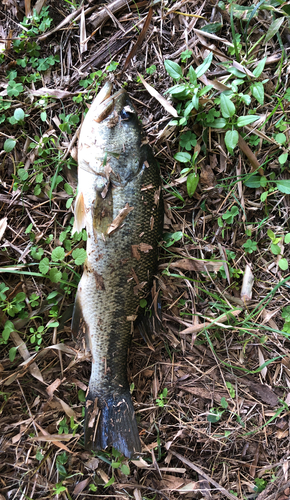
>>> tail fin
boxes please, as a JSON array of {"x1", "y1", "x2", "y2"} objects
[{"x1": 84, "y1": 390, "x2": 141, "y2": 459}]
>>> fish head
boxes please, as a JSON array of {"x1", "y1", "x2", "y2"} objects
[{"x1": 78, "y1": 82, "x2": 145, "y2": 188}]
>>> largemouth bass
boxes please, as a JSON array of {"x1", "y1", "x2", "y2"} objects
[{"x1": 71, "y1": 82, "x2": 163, "y2": 458}]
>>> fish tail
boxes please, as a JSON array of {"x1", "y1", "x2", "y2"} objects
[{"x1": 84, "y1": 389, "x2": 141, "y2": 459}]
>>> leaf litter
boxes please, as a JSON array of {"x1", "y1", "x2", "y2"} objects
[{"x1": 1, "y1": 0, "x2": 290, "y2": 499}]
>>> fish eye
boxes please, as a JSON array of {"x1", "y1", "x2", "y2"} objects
[
  {"x1": 120, "y1": 108, "x2": 131, "y2": 120},
  {"x1": 120, "y1": 105, "x2": 134, "y2": 120}
]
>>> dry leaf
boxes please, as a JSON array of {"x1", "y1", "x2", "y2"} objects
[
  {"x1": 258, "y1": 347, "x2": 267, "y2": 380},
  {"x1": 46, "y1": 378, "x2": 62, "y2": 398},
  {"x1": 80, "y1": 7, "x2": 87, "y2": 54},
  {"x1": 107, "y1": 203, "x2": 134, "y2": 235},
  {"x1": 30, "y1": 88, "x2": 77, "y2": 98},
  {"x1": 241, "y1": 264, "x2": 254, "y2": 302},
  {"x1": 137, "y1": 73, "x2": 178, "y2": 118},
  {"x1": 0, "y1": 217, "x2": 8, "y2": 240},
  {"x1": 160, "y1": 258, "x2": 223, "y2": 273},
  {"x1": 73, "y1": 478, "x2": 90, "y2": 495}
]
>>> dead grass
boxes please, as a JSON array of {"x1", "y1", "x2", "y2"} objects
[{"x1": 1, "y1": 0, "x2": 290, "y2": 499}]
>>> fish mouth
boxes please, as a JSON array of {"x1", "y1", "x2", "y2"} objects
[{"x1": 93, "y1": 82, "x2": 127, "y2": 123}]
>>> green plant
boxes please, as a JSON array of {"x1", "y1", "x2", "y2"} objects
[
  {"x1": 267, "y1": 229, "x2": 290, "y2": 271},
  {"x1": 243, "y1": 239, "x2": 257, "y2": 254},
  {"x1": 281, "y1": 306, "x2": 290, "y2": 334},
  {"x1": 146, "y1": 64, "x2": 156, "y2": 75},
  {"x1": 59, "y1": 113, "x2": 79, "y2": 135},
  {"x1": 58, "y1": 417, "x2": 69, "y2": 435},
  {"x1": 222, "y1": 206, "x2": 239, "y2": 224},
  {"x1": 156, "y1": 387, "x2": 168, "y2": 407}
]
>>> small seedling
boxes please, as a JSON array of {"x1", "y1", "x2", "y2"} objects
[
  {"x1": 156, "y1": 388, "x2": 168, "y2": 407},
  {"x1": 243, "y1": 239, "x2": 257, "y2": 254}
]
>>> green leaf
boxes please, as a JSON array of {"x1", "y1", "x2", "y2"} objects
[
  {"x1": 49, "y1": 268, "x2": 62, "y2": 283},
  {"x1": 239, "y1": 93, "x2": 251, "y2": 105},
  {"x1": 253, "y1": 56, "x2": 267, "y2": 78},
  {"x1": 267, "y1": 229, "x2": 275, "y2": 242},
  {"x1": 207, "y1": 411, "x2": 222, "y2": 423},
  {"x1": 244, "y1": 175, "x2": 261, "y2": 188},
  {"x1": 164, "y1": 60, "x2": 183, "y2": 80},
  {"x1": 200, "y1": 22, "x2": 222, "y2": 33},
  {"x1": 7, "y1": 81, "x2": 23, "y2": 97},
  {"x1": 39, "y1": 257, "x2": 50, "y2": 275},
  {"x1": 9, "y1": 346, "x2": 17, "y2": 362},
  {"x1": 275, "y1": 133, "x2": 286, "y2": 145},
  {"x1": 225, "y1": 129, "x2": 239, "y2": 153},
  {"x1": 66, "y1": 198, "x2": 74, "y2": 209},
  {"x1": 279, "y1": 153, "x2": 288, "y2": 165},
  {"x1": 271, "y1": 243, "x2": 281, "y2": 255},
  {"x1": 41, "y1": 111, "x2": 47, "y2": 122},
  {"x1": 265, "y1": 17, "x2": 285, "y2": 43},
  {"x1": 285, "y1": 233, "x2": 290, "y2": 244},
  {"x1": 195, "y1": 52, "x2": 213, "y2": 78},
  {"x1": 120, "y1": 464, "x2": 130, "y2": 475},
  {"x1": 64, "y1": 183, "x2": 74, "y2": 195},
  {"x1": 276, "y1": 180, "x2": 290, "y2": 195},
  {"x1": 278, "y1": 258, "x2": 288, "y2": 271},
  {"x1": 51, "y1": 247, "x2": 65, "y2": 262},
  {"x1": 260, "y1": 191, "x2": 267, "y2": 202},
  {"x1": 236, "y1": 115, "x2": 260, "y2": 127},
  {"x1": 243, "y1": 239, "x2": 257, "y2": 254},
  {"x1": 72, "y1": 248, "x2": 87, "y2": 265},
  {"x1": 187, "y1": 173, "x2": 199, "y2": 197},
  {"x1": 4, "y1": 139, "x2": 16, "y2": 152},
  {"x1": 14, "y1": 108, "x2": 25, "y2": 121},
  {"x1": 184, "y1": 101, "x2": 195, "y2": 117},
  {"x1": 104, "y1": 477, "x2": 115, "y2": 488},
  {"x1": 282, "y1": 306, "x2": 290, "y2": 320},
  {"x1": 174, "y1": 152, "x2": 191, "y2": 163},
  {"x1": 220, "y1": 94, "x2": 235, "y2": 118},
  {"x1": 251, "y1": 82, "x2": 264, "y2": 105},
  {"x1": 18, "y1": 168, "x2": 28, "y2": 181},
  {"x1": 210, "y1": 118, "x2": 227, "y2": 128},
  {"x1": 163, "y1": 232, "x2": 183, "y2": 248},
  {"x1": 188, "y1": 66, "x2": 197, "y2": 83},
  {"x1": 34, "y1": 184, "x2": 41, "y2": 196},
  {"x1": 220, "y1": 397, "x2": 228, "y2": 409}
]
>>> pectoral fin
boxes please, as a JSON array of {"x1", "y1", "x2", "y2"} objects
[{"x1": 72, "y1": 191, "x2": 86, "y2": 234}]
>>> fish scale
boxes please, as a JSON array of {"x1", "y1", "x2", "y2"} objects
[{"x1": 71, "y1": 82, "x2": 163, "y2": 458}]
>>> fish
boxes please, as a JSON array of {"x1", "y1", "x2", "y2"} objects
[{"x1": 71, "y1": 82, "x2": 163, "y2": 458}]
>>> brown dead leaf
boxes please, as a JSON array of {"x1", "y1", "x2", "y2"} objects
[
  {"x1": 80, "y1": 7, "x2": 87, "y2": 54},
  {"x1": 238, "y1": 134, "x2": 262, "y2": 173},
  {"x1": 73, "y1": 478, "x2": 90, "y2": 495},
  {"x1": 46, "y1": 378, "x2": 62, "y2": 398},
  {"x1": 30, "y1": 88, "x2": 77, "y2": 98},
  {"x1": 0, "y1": 217, "x2": 7, "y2": 240},
  {"x1": 159, "y1": 474, "x2": 185, "y2": 491},
  {"x1": 160, "y1": 258, "x2": 223, "y2": 273},
  {"x1": 180, "y1": 309, "x2": 242, "y2": 334},
  {"x1": 10, "y1": 331, "x2": 43, "y2": 382},
  {"x1": 199, "y1": 164, "x2": 215, "y2": 188},
  {"x1": 241, "y1": 264, "x2": 254, "y2": 302},
  {"x1": 124, "y1": 8, "x2": 153, "y2": 70},
  {"x1": 107, "y1": 203, "x2": 134, "y2": 235},
  {"x1": 137, "y1": 73, "x2": 178, "y2": 118}
]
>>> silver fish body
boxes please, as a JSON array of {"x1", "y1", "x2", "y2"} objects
[{"x1": 72, "y1": 83, "x2": 163, "y2": 457}]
